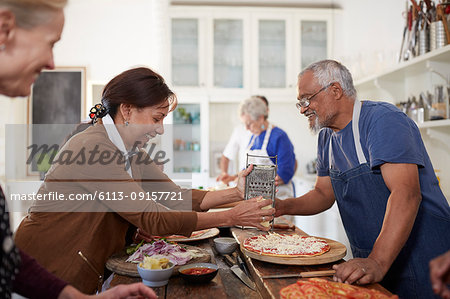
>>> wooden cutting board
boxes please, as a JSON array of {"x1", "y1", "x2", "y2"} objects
[
  {"x1": 240, "y1": 236, "x2": 346, "y2": 266},
  {"x1": 105, "y1": 244, "x2": 211, "y2": 277}
]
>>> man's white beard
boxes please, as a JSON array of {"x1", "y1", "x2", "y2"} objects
[{"x1": 309, "y1": 113, "x2": 321, "y2": 134}]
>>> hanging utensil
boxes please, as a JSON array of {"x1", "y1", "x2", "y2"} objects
[
  {"x1": 400, "y1": 1, "x2": 410, "y2": 62},
  {"x1": 437, "y1": 4, "x2": 450, "y2": 45},
  {"x1": 404, "y1": 6, "x2": 413, "y2": 60}
]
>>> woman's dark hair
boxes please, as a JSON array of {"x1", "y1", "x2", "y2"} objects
[
  {"x1": 101, "y1": 67, "x2": 177, "y2": 118},
  {"x1": 64, "y1": 67, "x2": 176, "y2": 144}
]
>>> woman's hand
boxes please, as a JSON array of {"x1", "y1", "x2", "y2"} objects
[
  {"x1": 332, "y1": 257, "x2": 386, "y2": 285},
  {"x1": 275, "y1": 175, "x2": 285, "y2": 186},
  {"x1": 96, "y1": 283, "x2": 157, "y2": 299},
  {"x1": 58, "y1": 283, "x2": 157, "y2": 299},
  {"x1": 228, "y1": 196, "x2": 274, "y2": 231},
  {"x1": 216, "y1": 172, "x2": 237, "y2": 185},
  {"x1": 235, "y1": 164, "x2": 254, "y2": 198},
  {"x1": 133, "y1": 228, "x2": 154, "y2": 243}
]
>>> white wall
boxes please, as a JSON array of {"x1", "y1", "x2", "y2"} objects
[
  {"x1": 55, "y1": 0, "x2": 156, "y2": 81},
  {"x1": 332, "y1": 0, "x2": 405, "y2": 80}
]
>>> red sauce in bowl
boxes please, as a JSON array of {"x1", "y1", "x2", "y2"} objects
[{"x1": 181, "y1": 267, "x2": 216, "y2": 275}]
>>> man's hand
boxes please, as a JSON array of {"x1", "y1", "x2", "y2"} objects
[
  {"x1": 430, "y1": 250, "x2": 450, "y2": 299},
  {"x1": 273, "y1": 198, "x2": 285, "y2": 217},
  {"x1": 332, "y1": 257, "x2": 386, "y2": 285},
  {"x1": 236, "y1": 164, "x2": 254, "y2": 197}
]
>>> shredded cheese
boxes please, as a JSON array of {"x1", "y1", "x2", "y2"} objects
[{"x1": 245, "y1": 233, "x2": 329, "y2": 256}]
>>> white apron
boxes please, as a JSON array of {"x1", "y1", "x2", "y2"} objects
[{"x1": 246, "y1": 124, "x2": 294, "y2": 199}]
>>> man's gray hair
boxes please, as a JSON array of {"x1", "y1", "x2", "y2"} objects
[
  {"x1": 299, "y1": 60, "x2": 357, "y2": 99},
  {"x1": 0, "y1": 0, "x2": 67, "y2": 29},
  {"x1": 239, "y1": 96, "x2": 268, "y2": 120}
]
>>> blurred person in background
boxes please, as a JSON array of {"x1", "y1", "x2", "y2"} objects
[
  {"x1": 239, "y1": 96, "x2": 296, "y2": 198},
  {"x1": 216, "y1": 95, "x2": 267, "y2": 186}
]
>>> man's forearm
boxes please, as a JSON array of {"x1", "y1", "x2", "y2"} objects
[
  {"x1": 369, "y1": 190, "x2": 421, "y2": 273},
  {"x1": 277, "y1": 189, "x2": 334, "y2": 216}
]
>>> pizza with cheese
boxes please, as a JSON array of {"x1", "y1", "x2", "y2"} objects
[
  {"x1": 242, "y1": 233, "x2": 330, "y2": 257},
  {"x1": 280, "y1": 278, "x2": 399, "y2": 299}
]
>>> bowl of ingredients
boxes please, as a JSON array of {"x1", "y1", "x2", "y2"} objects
[
  {"x1": 137, "y1": 256, "x2": 174, "y2": 287},
  {"x1": 178, "y1": 263, "x2": 219, "y2": 283},
  {"x1": 213, "y1": 237, "x2": 238, "y2": 255}
]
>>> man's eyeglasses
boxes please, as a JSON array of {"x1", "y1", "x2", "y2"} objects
[{"x1": 296, "y1": 83, "x2": 333, "y2": 110}]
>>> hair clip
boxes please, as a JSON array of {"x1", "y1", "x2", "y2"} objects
[{"x1": 89, "y1": 103, "x2": 108, "y2": 122}]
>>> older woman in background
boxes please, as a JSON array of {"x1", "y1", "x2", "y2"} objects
[
  {"x1": 0, "y1": 0, "x2": 157, "y2": 298},
  {"x1": 240, "y1": 96, "x2": 296, "y2": 198}
]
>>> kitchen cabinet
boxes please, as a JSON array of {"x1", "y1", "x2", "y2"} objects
[
  {"x1": 162, "y1": 97, "x2": 210, "y2": 188},
  {"x1": 168, "y1": 6, "x2": 334, "y2": 102},
  {"x1": 169, "y1": 8, "x2": 251, "y2": 101},
  {"x1": 355, "y1": 44, "x2": 450, "y2": 199}
]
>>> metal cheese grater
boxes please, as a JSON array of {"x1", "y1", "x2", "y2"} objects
[{"x1": 244, "y1": 154, "x2": 277, "y2": 205}]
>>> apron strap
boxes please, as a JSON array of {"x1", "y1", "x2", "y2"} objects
[
  {"x1": 352, "y1": 100, "x2": 367, "y2": 165},
  {"x1": 329, "y1": 99, "x2": 366, "y2": 170},
  {"x1": 246, "y1": 123, "x2": 273, "y2": 151},
  {"x1": 261, "y1": 124, "x2": 273, "y2": 151}
]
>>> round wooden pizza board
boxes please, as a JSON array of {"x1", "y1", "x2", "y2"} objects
[
  {"x1": 105, "y1": 244, "x2": 211, "y2": 277},
  {"x1": 240, "y1": 236, "x2": 346, "y2": 265},
  {"x1": 164, "y1": 228, "x2": 219, "y2": 243}
]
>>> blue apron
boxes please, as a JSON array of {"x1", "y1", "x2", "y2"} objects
[{"x1": 329, "y1": 99, "x2": 450, "y2": 299}]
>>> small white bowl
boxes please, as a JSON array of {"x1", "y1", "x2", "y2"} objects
[
  {"x1": 137, "y1": 262, "x2": 175, "y2": 287},
  {"x1": 214, "y1": 237, "x2": 238, "y2": 255}
]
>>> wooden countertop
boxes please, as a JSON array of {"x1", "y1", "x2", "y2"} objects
[
  {"x1": 109, "y1": 232, "x2": 261, "y2": 299},
  {"x1": 108, "y1": 222, "x2": 393, "y2": 298},
  {"x1": 230, "y1": 221, "x2": 392, "y2": 298}
]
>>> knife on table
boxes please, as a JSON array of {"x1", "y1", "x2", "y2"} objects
[
  {"x1": 232, "y1": 252, "x2": 250, "y2": 277},
  {"x1": 261, "y1": 269, "x2": 336, "y2": 279},
  {"x1": 224, "y1": 254, "x2": 256, "y2": 290}
]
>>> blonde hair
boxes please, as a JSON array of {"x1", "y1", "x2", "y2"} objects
[{"x1": 0, "y1": 0, "x2": 67, "y2": 28}]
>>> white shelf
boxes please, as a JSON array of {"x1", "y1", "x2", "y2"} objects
[
  {"x1": 354, "y1": 45, "x2": 450, "y2": 199},
  {"x1": 355, "y1": 45, "x2": 450, "y2": 89},
  {"x1": 417, "y1": 119, "x2": 450, "y2": 129}
]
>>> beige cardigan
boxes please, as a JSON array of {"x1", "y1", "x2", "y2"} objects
[{"x1": 15, "y1": 124, "x2": 208, "y2": 293}]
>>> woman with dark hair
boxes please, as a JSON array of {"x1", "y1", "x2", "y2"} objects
[{"x1": 14, "y1": 67, "x2": 274, "y2": 293}]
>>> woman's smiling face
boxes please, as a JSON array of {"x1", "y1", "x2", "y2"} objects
[{"x1": 121, "y1": 101, "x2": 169, "y2": 149}]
